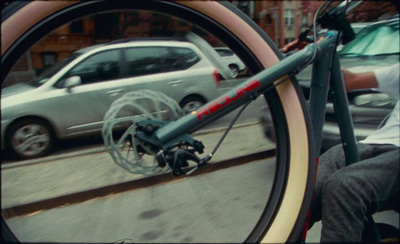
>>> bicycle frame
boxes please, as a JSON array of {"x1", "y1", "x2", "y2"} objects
[
  {"x1": 4, "y1": 0, "x2": 394, "y2": 242},
  {"x1": 142, "y1": 30, "x2": 360, "y2": 165}
]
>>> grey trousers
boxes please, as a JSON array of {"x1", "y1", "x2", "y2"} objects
[{"x1": 310, "y1": 143, "x2": 399, "y2": 242}]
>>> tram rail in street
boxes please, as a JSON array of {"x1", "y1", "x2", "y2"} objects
[{"x1": 2, "y1": 149, "x2": 275, "y2": 220}]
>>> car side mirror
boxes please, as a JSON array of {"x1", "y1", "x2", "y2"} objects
[{"x1": 65, "y1": 76, "x2": 81, "y2": 92}]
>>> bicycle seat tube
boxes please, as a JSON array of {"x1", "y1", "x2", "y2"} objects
[
  {"x1": 304, "y1": 30, "x2": 359, "y2": 165},
  {"x1": 308, "y1": 36, "x2": 337, "y2": 155},
  {"x1": 330, "y1": 53, "x2": 361, "y2": 164}
]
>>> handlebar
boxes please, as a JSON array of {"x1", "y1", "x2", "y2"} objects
[{"x1": 317, "y1": 6, "x2": 355, "y2": 45}]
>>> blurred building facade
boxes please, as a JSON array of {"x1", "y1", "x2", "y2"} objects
[
  {"x1": 4, "y1": 10, "x2": 196, "y2": 87},
  {"x1": 4, "y1": 1, "x2": 396, "y2": 87}
]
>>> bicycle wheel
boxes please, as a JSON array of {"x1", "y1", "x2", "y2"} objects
[
  {"x1": 1, "y1": 1, "x2": 315, "y2": 243},
  {"x1": 362, "y1": 223, "x2": 400, "y2": 243}
]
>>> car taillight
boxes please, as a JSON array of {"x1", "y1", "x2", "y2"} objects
[{"x1": 212, "y1": 69, "x2": 221, "y2": 87}]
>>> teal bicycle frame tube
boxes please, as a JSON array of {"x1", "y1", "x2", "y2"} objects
[
  {"x1": 154, "y1": 48, "x2": 312, "y2": 145},
  {"x1": 154, "y1": 31, "x2": 341, "y2": 149},
  {"x1": 152, "y1": 29, "x2": 361, "y2": 167}
]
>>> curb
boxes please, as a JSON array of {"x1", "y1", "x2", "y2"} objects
[{"x1": 1, "y1": 122, "x2": 261, "y2": 170}]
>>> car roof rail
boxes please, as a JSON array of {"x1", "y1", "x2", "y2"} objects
[{"x1": 106, "y1": 36, "x2": 189, "y2": 45}]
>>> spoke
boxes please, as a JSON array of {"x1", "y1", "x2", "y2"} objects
[
  {"x1": 28, "y1": 124, "x2": 41, "y2": 135},
  {"x1": 15, "y1": 140, "x2": 32, "y2": 153},
  {"x1": 35, "y1": 134, "x2": 50, "y2": 143},
  {"x1": 102, "y1": 90, "x2": 184, "y2": 174},
  {"x1": 30, "y1": 143, "x2": 40, "y2": 152},
  {"x1": 117, "y1": 125, "x2": 135, "y2": 147},
  {"x1": 14, "y1": 129, "x2": 28, "y2": 140}
]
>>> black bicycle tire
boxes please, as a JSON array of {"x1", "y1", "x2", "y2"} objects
[{"x1": 1, "y1": 1, "x2": 315, "y2": 243}]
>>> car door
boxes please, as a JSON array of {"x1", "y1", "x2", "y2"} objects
[
  {"x1": 166, "y1": 46, "x2": 221, "y2": 101},
  {"x1": 119, "y1": 46, "x2": 180, "y2": 115},
  {"x1": 122, "y1": 45, "x2": 220, "y2": 107},
  {"x1": 52, "y1": 48, "x2": 128, "y2": 137}
]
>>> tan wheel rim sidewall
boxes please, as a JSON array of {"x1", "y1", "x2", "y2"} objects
[
  {"x1": 180, "y1": 2, "x2": 310, "y2": 242},
  {"x1": 2, "y1": 2, "x2": 311, "y2": 243}
]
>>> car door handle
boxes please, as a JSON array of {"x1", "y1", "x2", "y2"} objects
[
  {"x1": 169, "y1": 80, "x2": 183, "y2": 86},
  {"x1": 106, "y1": 89, "x2": 123, "y2": 96}
]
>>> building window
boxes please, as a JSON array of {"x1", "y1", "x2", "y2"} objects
[
  {"x1": 284, "y1": 9, "x2": 294, "y2": 26},
  {"x1": 42, "y1": 52, "x2": 57, "y2": 68},
  {"x1": 70, "y1": 19, "x2": 84, "y2": 34},
  {"x1": 177, "y1": 19, "x2": 187, "y2": 27},
  {"x1": 265, "y1": 13, "x2": 273, "y2": 25},
  {"x1": 301, "y1": 15, "x2": 308, "y2": 27},
  {"x1": 126, "y1": 12, "x2": 140, "y2": 26},
  {"x1": 93, "y1": 13, "x2": 119, "y2": 40}
]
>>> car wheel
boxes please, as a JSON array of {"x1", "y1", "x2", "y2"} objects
[
  {"x1": 229, "y1": 64, "x2": 239, "y2": 78},
  {"x1": 6, "y1": 118, "x2": 54, "y2": 159},
  {"x1": 180, "y1": 95, "x2": 206, "y2": 114}
]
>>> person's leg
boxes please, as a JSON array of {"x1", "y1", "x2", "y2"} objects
[
  {"x1": 320, "y1": 146, "x2": 399, "y2": 242},
  {"x1": 309, "y1": 144, "x2": 399, "y2": 227},
  {"x1": 309, "y1": 144, "x2": 348, "y2": 227}
]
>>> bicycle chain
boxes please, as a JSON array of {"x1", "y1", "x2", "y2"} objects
[{"x1": 102, "y1": 90, "x2": 185, "y2": 175}]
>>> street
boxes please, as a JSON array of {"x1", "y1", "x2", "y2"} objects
[
  {"x1": 1, "y1": 89, "x2": 398, "y2": 243},
  {"x1": 2, "y1": 122, "x2": 399, "y2": 242},
  {"x1": 2, "y1": 123, "x2": 278, "y2": 242},
  {"x1": 5, "y1": 158, "x2": 276, "y2": 243},
  {"x1": 2, "y1": 1, "x2": 399, "y2": 242}
]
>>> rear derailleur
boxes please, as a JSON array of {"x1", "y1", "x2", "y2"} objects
[{"x1": 135, "y1": 120, "x2": 209, "y2": 176}]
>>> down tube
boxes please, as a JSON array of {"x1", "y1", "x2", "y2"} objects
[{"x1": 155, "y1": 46, "x2": 315, "y2": 145}]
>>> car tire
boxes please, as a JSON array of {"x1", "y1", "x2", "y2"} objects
[
  {"x1": 229, "y1": 64, "x2": 239, "y2": 78},
  {"x1": 179, "y1": 95, "x2": 206, "y2": 114},
  {"x1": 6, "y1": 118, "x2": 54, "y2": 160}
]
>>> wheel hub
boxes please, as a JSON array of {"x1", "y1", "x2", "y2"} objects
[
  {"x1": 102, "y1": 90, "x2": 185, "y2": 175},
  {"x1": 12, "y1": 125, "x2": 49, "y2": 156}
]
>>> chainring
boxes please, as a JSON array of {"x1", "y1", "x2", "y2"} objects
[{"x1": 102, "y1": 90, "x2": 185, "y2": 175}]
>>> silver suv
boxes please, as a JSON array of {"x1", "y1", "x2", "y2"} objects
[{"x1": 1, "y1": 38, "x2": 230, "y2": 159}]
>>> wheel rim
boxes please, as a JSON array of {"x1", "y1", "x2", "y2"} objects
[
  {"x1": 11, "y1": 124, "x2": 50, "y2": 157},
  {"x1": 229, "y1": 65, "x2": 239, "y2": 77},
  {"x1": 182, "y1": 100, "x2": 204, "y2": 114}
]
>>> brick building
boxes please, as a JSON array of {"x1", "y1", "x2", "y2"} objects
[{"x1": 3, "y1": 2, "x2": 317, "y2": 87}]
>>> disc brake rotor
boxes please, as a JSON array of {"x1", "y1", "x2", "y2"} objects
[{"x1": 102, "y1": 90, "x2": 185, "y2": 175}]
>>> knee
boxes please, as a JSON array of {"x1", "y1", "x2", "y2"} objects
[
  {"x1": 321, "y1": 171, "x2": 370, "y2": 212},
  {"x1": 321, "y1": 173, "x2": 344, "y2": 199}
]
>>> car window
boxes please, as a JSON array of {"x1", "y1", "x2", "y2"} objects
[
  {"x1": 216, "y1": 49, "x2": 233, "y2": 57},
  {"x1": 65, "y1": 49, "x2": 121, "y2": 85},
  {"x1": 29, "y1": 53, "x2": 80, "y2": 87},
  {"x1": 339, "y1": 21, "x2": 399, "y2": 56},
  {"x1": 168, "y1": 47, "x2": 200, "y2": 70},
  {"x1": 124, "y1": 47, "x2": 170, "y2": 77}
]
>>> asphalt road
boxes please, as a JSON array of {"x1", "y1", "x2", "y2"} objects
[
  {"x1": 2, "y1": 123, "x2": 399, "y2": 243},
  {"x1": 2, "y1": 123, "x2": 278, "y2": 242},
  {"x1": 5, "y1": 158, "x2": 276, "y2": 243}
]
